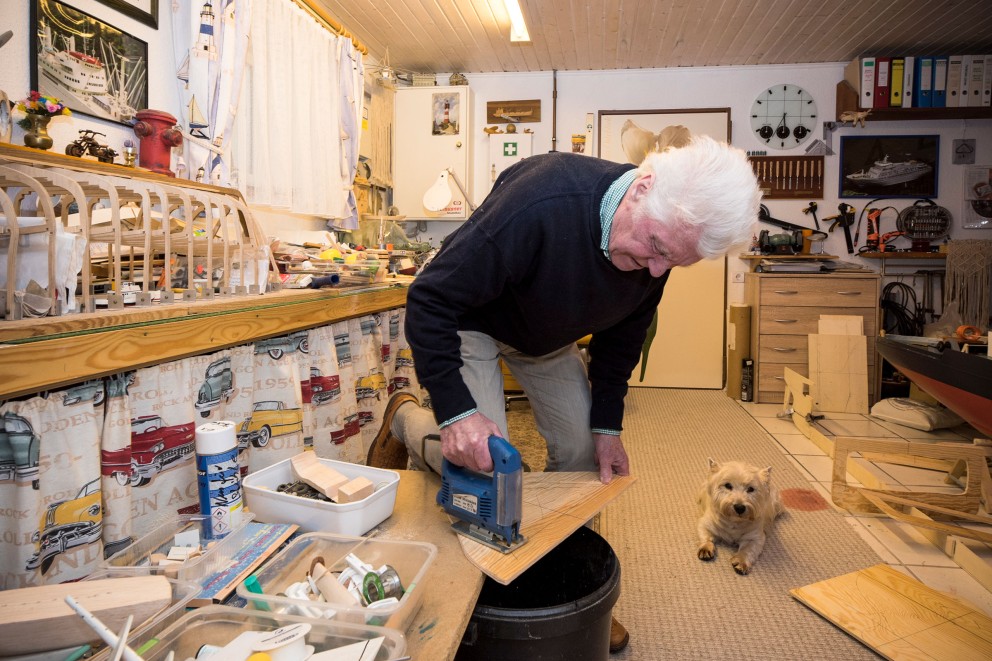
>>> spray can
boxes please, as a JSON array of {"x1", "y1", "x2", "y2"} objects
[{"x1": 195, "y1": 420, "x2": 243, "y2": 538}]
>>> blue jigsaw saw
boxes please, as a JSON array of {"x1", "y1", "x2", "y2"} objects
[{"x1": 437, "y1": 435, "x2": 527, "y2": 553}]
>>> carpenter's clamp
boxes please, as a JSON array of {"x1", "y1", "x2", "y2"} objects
[
  {"x1": 802, "y1": 201, "x2": 819, "y2": 230},
  {"x1": 822, "y1": 203, "x2": 856, "y2": 254}
]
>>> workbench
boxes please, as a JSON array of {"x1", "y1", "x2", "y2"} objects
[{"x1": 374, "y1": 469, "x2": 484, "y2": 659}]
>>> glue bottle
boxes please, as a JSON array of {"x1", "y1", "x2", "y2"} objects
[{"x1": 195, "y1": 420, "x2": 243, "y2": 538}]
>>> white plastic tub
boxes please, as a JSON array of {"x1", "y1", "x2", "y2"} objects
[
  {"x1": 243, "y1": 456, "x2": 399, "y2": 535},
  {"x1": 236, "y1": 532, "x2": 436, "y2": 632}
]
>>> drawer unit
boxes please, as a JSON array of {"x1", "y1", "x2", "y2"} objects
[{"x1": 745, "y1": 273, "x2": 880, "y2": 404}]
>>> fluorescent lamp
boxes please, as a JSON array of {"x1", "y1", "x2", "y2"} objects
[{"x1": 503, "y1": 0, "x2": 530, "y2": 42}]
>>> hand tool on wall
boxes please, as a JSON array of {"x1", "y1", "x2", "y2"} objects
[
  {"x1": 823, "y1": 203, "x2": 856, "y2": 254},
  {"x1": 802, "y1": 201, "x2": 819, "y2": 230},
  {"x1": 437, "y1": 435, "x2": 527, "y2": 553}
]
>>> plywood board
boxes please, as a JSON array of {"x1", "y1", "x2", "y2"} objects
[
  {"x1": 791, "y1": 564, "x2": 992, "y2": 660},
  {"x1": 809, "y1": 334, "x2": 868, "y2": 413},
  {"x1": 454, "y1": 472, "x2": 636, "y2": 585},
  {"x1": 818, "y1": 315, "x2": 864, "y2": 335}
]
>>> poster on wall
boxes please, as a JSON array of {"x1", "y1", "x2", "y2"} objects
[
  {"x1": 963, "y1": 165, "x2": 992, "y2": 229},
  {"x1": 94, "y1": 0, "x2": 158, "y2": 29},
  {"x1": 30, "y1": 0, "x2": 149, "y2": 126},
  {"x1": 431, "y1": 92, "x2": 459, "y2": 135},
  {"x1": 839, "y1": 135, "x2": 939, "y2": 199},
  {"x1": 598, "y1": 108, "x2": 732, "y2": 164}
]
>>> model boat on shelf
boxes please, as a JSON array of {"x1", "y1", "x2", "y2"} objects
[
  {"x1": 875, "y1": 334, "x2": 992, "y2": 438},
  {"x1": 845, "y1": 156, "x2": 932, "y2": 188}
]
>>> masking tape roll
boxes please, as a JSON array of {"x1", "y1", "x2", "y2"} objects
[{"x1": 956, "y1": 325, "x2": 982, "y2": 342}]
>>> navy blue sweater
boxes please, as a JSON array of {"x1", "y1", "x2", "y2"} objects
[{"x1": 405, "y1": 151, "x2": 669, "y2": 432}]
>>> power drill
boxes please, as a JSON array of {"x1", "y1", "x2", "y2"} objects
[{"x1": 864, "y1": 208, "x2": 881, "y2": 252}]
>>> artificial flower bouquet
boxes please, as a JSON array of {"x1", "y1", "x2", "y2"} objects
[{"x1": 16, "y1": 90, "x2": 71, "y2": 128}]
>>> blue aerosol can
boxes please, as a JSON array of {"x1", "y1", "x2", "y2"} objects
[{"x1": 195, "y1": 420, "x2": 243, "y2": 538}]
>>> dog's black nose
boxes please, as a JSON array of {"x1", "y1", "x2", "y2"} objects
[{"x1": 734, "y1": 504, "x2": 747, "y2": 515}]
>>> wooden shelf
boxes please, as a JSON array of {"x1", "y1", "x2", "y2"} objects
[
  {"x1": 836, "y1": 81, "x2": 992, "y2": 122},
  {"x1": 856, "y1": 252, "x2": 946, "y2": 259},
  {"x1": 0, "y1": 284, "x2": 408, "y2": 400}
]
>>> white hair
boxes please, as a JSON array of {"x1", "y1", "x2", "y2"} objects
[{"x1": 637, "y1": 135, "x2": 761, "y2": 259}]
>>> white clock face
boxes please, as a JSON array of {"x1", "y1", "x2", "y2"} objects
[{"x1": 750, "y1": 84, "x2": 818, "y2": 150}]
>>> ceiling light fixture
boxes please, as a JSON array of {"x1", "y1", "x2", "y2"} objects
[{"x1": 503, "y1": 0, "x2": 530, "y2": 42}]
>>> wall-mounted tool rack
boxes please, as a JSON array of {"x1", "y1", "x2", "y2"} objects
[
  {"x1": 748, "y1": 155, "x2": 824, "y2": 200},
  {"x1": 0, "y1": 143, "x2": 275, "y2": 320}
]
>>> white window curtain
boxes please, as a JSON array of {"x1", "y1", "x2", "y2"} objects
[{"x1": 231, "y1": 0, "x2": 364, "y2": 224}]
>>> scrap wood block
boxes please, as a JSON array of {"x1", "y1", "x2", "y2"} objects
[
  {"x1": 818, "y1": 315, "x2": 864, "y2": 335},
  {"x1": 337, "y1": 476, "x2": 374, "y2": 503},
  {"x1": 832, "y1": 436, "x2": 986, "y2": 516},
  {"x1": 791, "y1": 564, "x2": 992, "y2": 660},
  {"x1": 857, "y1": 489, "x2": 992, "y2": 545},
  {"x1": 0, "y1": 575, "x2": 172, "y2": 656},
  {"x1": 291, "y1": 451, "x2": 348, "y2": 500},
  {"x1": 808, "y1": 333, "x2": 868, "y2": 414}
]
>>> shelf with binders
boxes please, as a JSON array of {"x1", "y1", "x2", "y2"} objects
[{"x1": 836, "y1": 81, "x2": 992, "y2": 122}]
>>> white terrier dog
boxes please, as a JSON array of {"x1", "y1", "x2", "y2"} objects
[{"x1": 696, "y1": 457, "x2": 783, "y2": 575}]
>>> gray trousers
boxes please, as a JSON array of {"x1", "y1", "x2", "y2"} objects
[{"x1": 395, "y1": 330, "x2": 597, "y2": 473}]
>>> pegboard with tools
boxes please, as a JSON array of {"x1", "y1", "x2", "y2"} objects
[{"x1": 748, "y1": 155, "x2": 824, "y2": 199}]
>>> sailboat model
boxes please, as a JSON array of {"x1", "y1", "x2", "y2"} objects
[{"x1": 188, "y1": 96, "x2": 209, "y2": 139}]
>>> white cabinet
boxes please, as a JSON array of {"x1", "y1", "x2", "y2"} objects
[{"x1": 392, "y1": 86, "x2": 474, "y2": 220}]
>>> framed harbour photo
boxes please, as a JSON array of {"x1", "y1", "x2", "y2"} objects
[
  {"x1": 839, "y1": 135, "x2": 939, "y2": 199},
  {"x1": 95, "y1": 0, "x2": 158, "y2": 29},
  {"x1": 598, "y1": 108, "x2": 731, "y2": 164},
  {"x1": 31, "y1": 0, "x2": 149, "y2": 126}
]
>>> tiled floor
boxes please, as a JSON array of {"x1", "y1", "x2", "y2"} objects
[{"x1": 738, "y1": 400, "x2": 992, "y2": 617}]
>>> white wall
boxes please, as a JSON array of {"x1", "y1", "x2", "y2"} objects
[
  {"x1": 409, "y1": 65, "x2": 992, "y2": 305},
  {"x1": 1, "y1": 0, "x2": 182, "y2": 153}
]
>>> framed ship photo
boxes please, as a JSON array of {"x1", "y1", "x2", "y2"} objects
[
  {"x1": 30, "y1": 0, "x2": 149, "y2": 126},
  {"x1": 839, "y1": 135, "x2": 939, "y2": 199}
]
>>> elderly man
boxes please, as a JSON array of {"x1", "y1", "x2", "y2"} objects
[{"x1": 370, "y1": 135, "x2": 761, "y2": 653}]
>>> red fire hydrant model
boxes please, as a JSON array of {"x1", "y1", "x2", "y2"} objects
[{"x1": 132, "y1": 109, "x2": 183, "y2": 177}]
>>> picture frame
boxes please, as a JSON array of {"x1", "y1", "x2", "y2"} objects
[
  {"x1": 94, "y1": 0, "x2": 158, "y2": 30},
  {"x1": 431, "y1": 92, "x2": 460, "y2": 135},
  {"x1": 839, "y1": 135, "x2": 939, "y2": 199},
  {"x1": 598, "y1": 108, "x2": 731, "y2": 164},
  {"x1": 962, "y1": 165, "x2": 992, "y2": 229},
  {"x1": 31, "y1": 0, "x2": 149, "y2": 126}
]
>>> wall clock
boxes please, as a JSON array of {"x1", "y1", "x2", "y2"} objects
[{"x1": 750, "y1": 84, "x2": 818, "y2": 149}]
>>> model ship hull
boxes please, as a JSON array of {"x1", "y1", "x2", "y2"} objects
[{"x1": 876, "y1": 335, "x2": 992, "y2": 438}]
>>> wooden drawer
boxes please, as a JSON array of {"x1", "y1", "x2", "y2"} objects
[
  {"x1": 758, "y1": 363, "x2": 809, "y2": 394},
  {"x1": 759, "y1": 277, "x2": 878, "y2": 308},
  {"x1": 758, "y1": 306, "x2": 876, "y2": 336},
  {"x1": 758, "y1": 335, "x2": 808, "y2": 364}
]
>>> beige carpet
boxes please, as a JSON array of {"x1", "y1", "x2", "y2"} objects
[{"x1": 507, "y1": 388, "x2": 882, "y2": 660}]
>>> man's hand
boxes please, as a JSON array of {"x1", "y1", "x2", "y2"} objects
[
  {"x1": 593, "y1": 433, "x2": 630, "y2": 484},
  {"x1": 439, "y1": 412, "x2": 504, "y2": 472}
]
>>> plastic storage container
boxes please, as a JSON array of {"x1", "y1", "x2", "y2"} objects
[
  {"x1": 236, "y1": 532, "x2": 436, "y2": 631},
  {"x1": 243, "y1": 457, "x2": 399, "y2": 535},
  {"x1": 101, "y1": 512, "x2": 255, "y2": 582},
  {"x1": 117, "y1": 605, "x2": 407, "y2": 661},
  {"x1": 83, "y1": 570, "x2": 201, "y2": 661}
]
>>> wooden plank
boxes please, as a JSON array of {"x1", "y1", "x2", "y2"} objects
[
  {"x1": 0, "y1": 575, "x2": 172, "y2": 656},
  {"x1": 791, "y1": 564, "x2": 992, "y2": 660},
  {"x1": 455, "y1": 472, "x2": 636, "y2": 585},
  {"x1": 859, "y1": 490, "x2": 992, "y2": 544},
  {"x1": 832, "y1": 437, "x2": 986, "y2": 515},
  {"x1": 0, "y1": 287, "x2": 406, "y2": 399}
]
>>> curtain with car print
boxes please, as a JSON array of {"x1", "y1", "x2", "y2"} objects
[{"x1": 0, "y1": 308, "x2": 418, "y2": 589}]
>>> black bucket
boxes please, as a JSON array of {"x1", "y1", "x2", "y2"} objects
[{"x1": 456, "y1": 526, "x2": 621, "y2": 661}]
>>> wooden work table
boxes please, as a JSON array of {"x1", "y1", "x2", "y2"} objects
[
  {"x1": 0, "y1": 283, "x2": 408, "y2": 400},
  {"x1": 374, "y1": 469, "x2": 484, "y2": 660}
]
